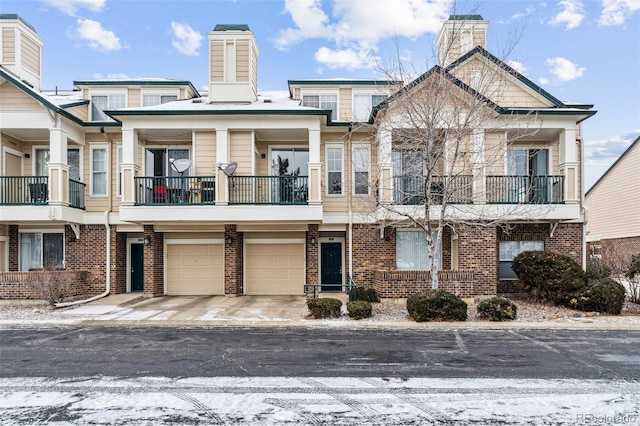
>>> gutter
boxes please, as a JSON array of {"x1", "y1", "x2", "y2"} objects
[{"x1": 55, "y1": 211, "x2": 111, "y2": 308}]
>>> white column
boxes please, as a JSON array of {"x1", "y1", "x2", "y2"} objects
[
  {"x1": 471, "y1": 130, "x2": 485, "y2": 204},
  {"x1": 377, "y1": 127, "x2": 393, "y2": 203},
  {"x1": 558, "y1": 128, "x2": 578, "y2": 203},
  {"x1": 307, "y1": 128, "x2": 321, "y2": 205},
  {"x1": 48, "y1": 128, "x2": 69, "y2": 206},
  {"x1": 215, "y1": 128, "x2": 229, "y2": 205},
  {"x1": 121, "y1": 128, "x2": 139, "y2": 205}
]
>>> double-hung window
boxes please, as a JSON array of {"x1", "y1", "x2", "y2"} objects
[
  {"x1": 353, "y1": 145, "x2": 370, "y2": 195},
  {"x1": 142, "y1": 94, "x2": 178, "y2": 106},
  {"x1": 326, "y1": 145, "x2": 343, "y2": 195},
  {"x1": 396, "y1": 230, "x2": 441, "y2": 270},
  {"x1": 353, "y1": 94, "x2": 387, "y2": 122},
  {"x1": 91, "y1": 146, "x2": 108, "y2": 196},
  {"x1": 91, "y1": 94, "x2": 125, "y2": 121},
  {"x1": 302, "y1": 94, "x2": 337, "y2": 120},
  {"x1": 499, "y1": 241, "x2": 544, "y2": 279},
  {"x1": 19, "y1": 231, "x2": 64, "y2": 271}
]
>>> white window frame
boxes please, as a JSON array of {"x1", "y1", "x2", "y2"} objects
[
  {"x1": 90, "y1": 144, "x2": 109, "y2": 197},
  {"x1": 352, "y1": 90, "x2": 388, "y2": 122},
  {"x1": 352, "y1": 144, "x2": 370, "y2": 195},
  {"x1": 18, "y1": 228, "x2": 65, "y2": 271},
  {"x1": 301, "y1": 89, "x2": 339, "y2": 121},
  {"x1": 31, "y1": 145, "x2": 83, "y2": 180},
  {"x1": 396, "y1": 229, "x2": 442, "y2": 271},
  {"x1": 499, "y1": 240, "x2": 544, "y2": 280},
  {"x1": 89, "y1": 89, "x2": 127, "y2": 121},
  {"x1": 325, "y1": 144, "x2": 343, "y2": 197},
  {"x1": 141, "y1": 88, "x2": 180, "y2": 107},
  {"x1": 144, "y1": 146, "x2": 192, "y2": 177}
]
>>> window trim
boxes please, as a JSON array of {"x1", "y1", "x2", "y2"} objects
[
  {"x1": 352, "y1": 90, "x2": 388, "y2": 122},
  {"x1": 141, "y1": 88, "x2": 180, "y2": 107},
  {"x1": 300, "y1": 89, "x2": 339, "y2": 121},
  {"x1": 325, "y1": 143, "x2": 343, "y2": 197},
  {"x1": 18, "y1": 229, "x2": 65, "y2": 271},
  {"x1": 352, "y1": 144, "x2": 370, "y2": 196},
  {"x1": 90, "y1": 144, "x2": 109, "y2": 197},
  {"x1": 498, "y1": 240, "x2": 544, "y2": 280},
  {"x1": 89, "y1": 89, "x2": 127, "y2": 121},
  {"x1": 32, "y1": 145, "x2": 84, "y2": 180}
]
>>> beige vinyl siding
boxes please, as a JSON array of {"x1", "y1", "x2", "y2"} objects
[
  {"x1": 65, "y1": 104, "x2": 89, "y2": 122},
  {"x1": 2, "y1": 27, "x2": 15, "y2": 63},
  {"x1": 229, "y1": 131, "x2": 252, "y2": 175},
  {"x1": 210, "y1": 40, "x2": 224, "y2": 82},
  {"x1": 20, "y1": 32, "x2": 40, "y2": 75},
  {"x1": 236, "y1": 40, "x2": 249, "y2": 82},
  {"x1": 339, "y1": 88, "x2": 352, "y2": 121},
  {"x1": 110, "y1": 138, "x2": 123, "y2": 212},
  {"x1": 194, "y1": 131, "x2": 216, "y2": 175},
  {"x1": 586, "y1": 142, "x2": 640, "y2": 239},
  {"x1": 483, "y1": 132, "x2": 506, "y2": 175},
  {"x1": 0, "y1": 81, "x2": 40, "y2": 109},
  {"x1": 128, "y1": 89, "x2": 141, "y2": 107},
  {"x1": 255, "y1": 139, "x2": 269, "y2": 175},
  {"x1": 293, "y1": 88, "x2": 300, "y2": 100}
]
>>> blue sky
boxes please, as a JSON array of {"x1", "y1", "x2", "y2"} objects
[{"x1": 2, "y1": 0, "x2": 639, "y2": 190}]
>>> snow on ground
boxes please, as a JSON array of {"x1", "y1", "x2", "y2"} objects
[{"x1": 1, "y1": 376, "x2": 638, "y2": 425}]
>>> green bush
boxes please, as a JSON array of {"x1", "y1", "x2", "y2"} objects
[
  {"x1": 306, "y1": 297, "x2": 342, "y2": 319},
  {"x1": 476, "y1": 296, "x2": 517, "y2": 321},
  {"x1": 406, "y1": 290, "x2": 467, "y2": 322},
  {"x1": 585, "y1": 258, "x2": 612, "y2": 280},
  {"x1": 356, "y1": 286, "x2": 380, "y2": 303},
  {"x1": 569, "y1": 278, "x2": 626, "y2": 314},
  {"x1": 512, "y1": 251, "x2": 585, "y2": 303},
  {"x1": 347, "y1": 300, "x2": 372, "y2": 319},
  {"x1": 627, "y1": 254, "x2": 640, "y2": 280}
]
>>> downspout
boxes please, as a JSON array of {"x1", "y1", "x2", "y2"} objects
[
  {"x1": 347, "y1": 125, "x2": 353, "y2": 284},
  {"x1": 56, "y1": 211, "x2": 111, "y2": 307}
]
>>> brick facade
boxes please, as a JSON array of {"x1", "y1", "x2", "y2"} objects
[
  {"x1": 306, "y1": 224, "x2": 319, "y2": 285},
  {"x1": 224, "y1": 224, "x2": 243, "y2": 295},
  {"x1": 351, "y1": 224, "x2": 396, "y2": 287},
  {"x1": 143, "y1": 225, "x2": 164, "y2": 296},
  {"x1": 65, "y1": 225, "x2": 109, "y2": 295},
  {"x1": 455, "y1": 224, "x2": 498, "y2": 296}
]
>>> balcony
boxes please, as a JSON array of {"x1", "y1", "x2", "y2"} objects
[
  {"x1": 0, "y1": 176, "x2": 86, "y2": 209},
  {"x1": 229, "y1": 176, "x2": 308, "y2": 205},
  {"x1": 486, "y1": 175, "x2": 564, "y2": 204},
  {"x1": 393, "y1": 175, "x2": 473, "y2": 205},
  {"x1": 135, "y1": 176, "x2": 216, "y2": 205}
]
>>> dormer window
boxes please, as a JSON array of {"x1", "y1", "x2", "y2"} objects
[
  {"x1": 143, "y1": 94, "x2": 178, "y2": 106},
  {"x1": 302, "y1": 94, "x2": 337, "y2": 120},
  {"x1": 91, "y1": 94, "x2": 125, "y2": 121},
  {"x1": 353, "y1": 94, "x2": 387, "y2": 122}
]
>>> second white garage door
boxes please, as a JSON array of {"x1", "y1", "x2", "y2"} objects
[
  {"x1": 166, "y1": 243, "x2": 224, "y2": 295},
  {"x1": 245, "y1": 243, "x2": 305, "y2": 295}
]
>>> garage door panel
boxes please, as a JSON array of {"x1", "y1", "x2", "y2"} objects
[
  {"x1": 245, "y1": 243, "x2": 304, "y2": 295},
  {"x1": 166, "y1": 243, "x2": 224, "y2": 295}
]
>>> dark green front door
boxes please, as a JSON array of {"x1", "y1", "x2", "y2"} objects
[
  {"x1": 131, "y1": 243, "x2": 144, "y2": 292},
  {"x1": 321, "y1": 242, "x2": 342, "y2": 291}
]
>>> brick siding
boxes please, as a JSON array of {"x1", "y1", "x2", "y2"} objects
[
  {"x1": 306, "y1": 224, "x2": 319, "y2": 284},
  {"x1": 224, "y1": 224, "x2": 243, "y2": 295}
]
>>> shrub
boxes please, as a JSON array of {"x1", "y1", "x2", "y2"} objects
[
  {"x1": 626, "y1": 254, "x2": 640, "y2": 304},
  {"x1": 512, "y1": 251, "x2": 585, "y2": 303},
  {"x1": 347, "y1": 300, "x2": 372, "y2": 319},
  {"x1": 406, "y1": 290, "x2": 467, "y2": 322},
  {"x1": 569, "y1": 278, "x2": 626, "y2": 314},
  {"x1": 306, "y1": 297, "x2": 342, "y2": 319},
  {"x1": 26, "y1": 268, "x2": 73, "y2": 305},
  {"x1": 356, "y1": 287, "x2": 380, "y2": 303},
  {"x1": 585, "y1": 258, "x2": 612, "y2": 280},
  {"x1": 476, "y1": 296, "x2": 517, "y2": 321}
]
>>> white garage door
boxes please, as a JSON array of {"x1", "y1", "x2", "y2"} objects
[
  {"x1": 166, "y1": 243, "x2": 224, "y2": 295},
  {"x1": 245, "y1": 243, "x2": 305, "y2": 295}
]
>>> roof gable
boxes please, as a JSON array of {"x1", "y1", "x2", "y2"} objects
[{"x1": 586, "y1": 135, "x2": 640, "y2": 196}]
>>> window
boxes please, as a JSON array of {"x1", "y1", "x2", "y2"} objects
[
  {"x1": 499, "y1": 240, "x2": 544, "y2": 279},
  {"x1": 302, "y1": 94, "x2": 337, "y2": 120},
  {"x1": 353, "y1": 146, "x2": 370, "y2": 195},
  {"x1": 393, "y1": 149, "x2": 424, "y2": 203},
  {"x1": 19, "y1": 232, "x2": 64, "y2": 271},
  {"x1": 326, "y1": 146, "x2": 342, "y2": 195},
  {"x1": 34, "y1": 148, "x2": 80, "y2": 179},
  {"x1": 91, "y1": 146, "x2": 108, "y2": 196},
  {"x1": 91, "y1": 94, "x2": 125, "y2": 121},
  {"x1": 507, "y1": 148, "x2": 548, "y2": 176},
  {"x1": 353, "y1": 94, "x2": 387, "y2": 121},
  {"x1": 145, "y1": 148, "x2": 190, "y2": 177},
  {"x1": 143, "y1": 94, "x2": 178, "y2": 106},
  {"x1": 396, "y1": 230, "x2": 441, "y2": 270}
]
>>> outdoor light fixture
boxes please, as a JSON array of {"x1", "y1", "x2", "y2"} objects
[
  {"x1": 227, "y1": 236, "x2": 234, "y2": 245},
  {"x1": 143, "y1": 235, "x2": 151, "y2": 246},
  {"x1": 310, "y1": 236, "x2": 316, "y2": 244}
]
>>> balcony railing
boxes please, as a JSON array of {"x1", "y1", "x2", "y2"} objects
[
  {"x1": 0, "y1": 176, "x2": 48, "y2": 205},
  {"x1": 486, "y1": 175, "x2": 564, "y2": 204},
  {"x1": 229, "y1": 176, "x2": 308, "y2": 205},
  {"x1": 135, "y1": 176, "x2": 216, "y2": 205},
  {"x1": 69, "y1": 179, "x2": 86, "y2": 210},
  {"x1": 393, "y1": 175, "x2": 473, "y2": 205}
]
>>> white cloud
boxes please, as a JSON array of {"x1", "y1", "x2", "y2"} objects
[
  {"x1": 549, "y1": 0, "x2": 585, "y2": 29},
  {"x1": 542, "y1": 57, "x2": 585, "y2": 83},
  {"x1": 39, "y1": 0, "x2": 105, "y2": 16},
  {"x1": 170, "y1": 22, "x2": 203, "y2": 57},
  {"x1": 599, "y1": 0, "x2": 640, "y2": 26},
  {"x1": 73, "y1": 18, "x2": 121, "y2": 52},
  {"x1": 539, "y1": 77, "x2": 550, "y2": 85},
  {"x1": 93, "y1": 73, "x2": 130, "y2": 80},
  {"x1": 507, "y1": 60, "x2": 528, "y2": 75},
  {"x1": 512, "y1": 5, "x2": 535, "y2": 20},
  {"x1": 275, "y1": 0, "x2": 452, "y2": 71}
]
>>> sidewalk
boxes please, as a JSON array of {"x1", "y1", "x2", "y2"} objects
[{"x1": 2, "y1": 294, "x2": 640, "y2": 329}]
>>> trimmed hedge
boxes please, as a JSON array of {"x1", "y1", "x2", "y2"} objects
[
  {"x1": 406, "y1": 290, "x2": 467, "y2": 322},
  {"x1": 569, "y1": 278, "x2": 626, "y2": 315},
  {"x1": 347, "y1": 300, "x2": 372, "y2": 319},
  {"x1": 307, "y1": 298, "x2": 342, "y2": 319},
  {"x1": 476, "y1": 296, "x2": 517, "y2": 321}
]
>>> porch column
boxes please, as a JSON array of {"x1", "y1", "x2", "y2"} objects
[
  {"x1": 558, "y1": 128, "x2": 578, "y2": 204},
  {"x1": 307, "y1": 128, "x2": 321, "y2": 205},
  {"x1": 48, "y1": 128, "x2": 69, "y2": 206},
  {"x1": 377, "y1": 127, "x2": 393, "y2": 204},
  {"x1": 471, "y1": 130, "x2": 486, "y2": 204},
  {"x1": 215, "y1": 128, "x2": 229, "y2": 205},
  {"x1": 121, "y1": 128, "x2": 139, "y2": 206}
]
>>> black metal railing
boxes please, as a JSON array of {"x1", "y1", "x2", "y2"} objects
[
  {"x1": 486, "y1": 175, "x2": 564, "y2": 204},
  {"x1": 229, "y1": 176, "x2": 308, "y2": 205},
  {"x1": 393, "y1": 175, "x2": 473, "y2": 205},
  {"x1": 134, "y1": 176, "x2": 216, "y2": 205},
  {"x1": 68, "y1": 179, "x2": 86, "y2": 209},
  {"x1": 0, "y1": 176, "x2": 48, "y2": 205}
]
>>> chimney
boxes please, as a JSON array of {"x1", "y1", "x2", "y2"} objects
[
  {"x1": 436, "y1": 15, "x2": 488, "y2": 67},
  {"x1": 0, "y1": 14, "x2": 44, "y2": 89},
  {"x1": 207, "y1": 24, "x2": 258, "y2": 103}
]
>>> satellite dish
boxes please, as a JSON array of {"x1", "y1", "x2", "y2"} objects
[
  {"x1": 223, "y1": 162, "x2": 238, "y2": 176},
  {"x1": 170, "y1": 158, "x2": 192, "y2": 173}
]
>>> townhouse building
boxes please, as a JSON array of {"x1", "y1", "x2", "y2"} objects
[{"x1": 0, "y1": 14, "x2": 596, "y2": 300}]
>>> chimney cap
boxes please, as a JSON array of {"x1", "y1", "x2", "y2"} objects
[
  {"x1": 213, "y1": 24, "x2": 251, "y2": 32},
  {"x1": 448, "y1": 14, "x2": 484, "y2": 21}
]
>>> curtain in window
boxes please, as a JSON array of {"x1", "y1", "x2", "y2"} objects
[
  {"x1": 499, "y1": 240, "x2": 544, "y2": 279},
  {"x1": 354, "y1": 95, "x2": 371, "y2": 121},
  {"x1": 19, "y1": 233, "x2": 41, "y2": 271},
  {"x1": 396, "y1": 231, "x2": 441, "y2": 270},
  {"x1": 35, "y1": 149, "x2": 49, "y2": 176},
  {"x1": 43, "y1": 233, "x2": 64, "y2": 269},
  {"x1": 92, "y1": 148, "x2": 107, "y2": 195}
]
